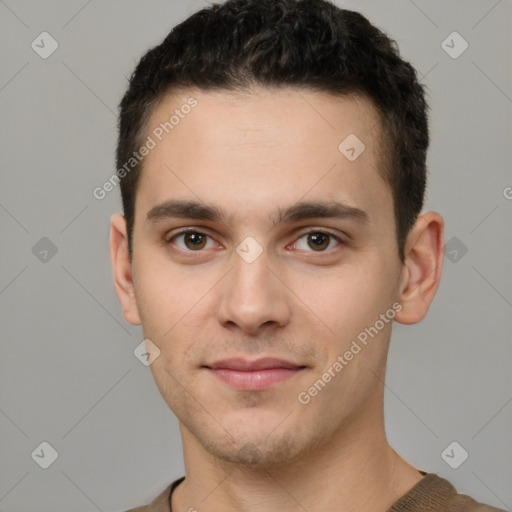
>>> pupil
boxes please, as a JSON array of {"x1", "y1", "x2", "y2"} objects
[
  {"x1": 186, "y1": 232, "x2": 206, "y2": 249},
  {"x1": 308, "y1": 233, "x2": 328, "y2": 251}
]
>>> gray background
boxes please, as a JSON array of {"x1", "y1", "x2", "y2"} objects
[{"x1": 1, "y1": 0, "x2": 511, "y2": 510}]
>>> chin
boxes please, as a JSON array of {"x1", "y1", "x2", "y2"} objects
[
  {"x1": 206, "y1": 435, "x2": 305, "y2": 469},
  {"x1": 173, "y1": 383, "x2": 334, "y2": 468},
  {"x1": 187, "y1": 412, "x2": 322, "y2": 470}
]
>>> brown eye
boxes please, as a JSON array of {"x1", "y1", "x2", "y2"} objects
[
  {"x1": 293, "y1": 231, "x2": 341, "y2": 252},
  {"x1": 169, "y1": 231, "x2": 216, "y2": 252},
  {"x1": 183, "y1": 232, "x2": 207, "y2": 250},
  {"x1": 307, "y1": 232, "x2": 330, "y2": 251}
]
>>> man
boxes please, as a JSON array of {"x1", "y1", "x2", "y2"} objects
[{"x1": 110, "y1": 1, "x2": 504, "y2": 510}]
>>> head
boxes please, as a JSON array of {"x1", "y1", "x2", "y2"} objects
[
  {"x1": 117, "y1": 0, "x2": 429, "y2": 263},
  {"x1": 111, "y1": 0, "x2": 444, "y2": 469}
]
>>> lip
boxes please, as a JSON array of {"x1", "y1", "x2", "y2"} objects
[{"x1": 204, "y1": 357, "x2": 306, "y2": 391}]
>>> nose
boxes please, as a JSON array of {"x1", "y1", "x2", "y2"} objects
[{"x1": 216, "y1": 250, "x2": 292, "y2": 336}]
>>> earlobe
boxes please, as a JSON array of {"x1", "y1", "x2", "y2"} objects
[
  {"x1": 109, "y1": 213, "x2": 142, "y2": 325},
  {"x1": 394, "y1": 211, "x2": 445, "y2": 325}
]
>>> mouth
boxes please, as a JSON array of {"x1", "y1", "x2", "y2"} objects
[{"x1": 203, "y1": 357, "x2": 307, "y2": 391}]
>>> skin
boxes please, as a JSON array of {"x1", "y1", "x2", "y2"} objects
[{"x1": 110, "y1": 87, "x2": 444, "y2": 512}]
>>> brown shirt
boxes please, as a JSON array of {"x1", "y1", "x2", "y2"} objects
[{"x1": 125, "y1": 473, "x2": 505, "y2": 512}]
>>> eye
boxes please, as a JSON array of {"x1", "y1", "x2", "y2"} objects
[
  {"x1": 166, "y1": 229, "x2": 342, "y2": 255},
  {"x1": 167, "y1": 230, "x2": 218, "y2": 251},
  {"x1": 292, "y1": 231, "x2": 341, "y2": 252}
]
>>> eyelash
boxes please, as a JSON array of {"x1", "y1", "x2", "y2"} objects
[{"x1": 164, "y1": 228, "x2": 344, "y2": 256}]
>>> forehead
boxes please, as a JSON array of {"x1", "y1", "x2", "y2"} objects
[{"x1": 136, "y1": 87, "x2": 392, "y2": 229}]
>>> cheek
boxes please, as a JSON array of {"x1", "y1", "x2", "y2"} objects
[
  {"x1": 131, "y1": 254, "x2": 215, "y2": 361},
  {"x1": 132, "y1": 273, "x2": 171, "y2": 334},
  {"x1": 132, "y1": 249, "x2": 201, "y2": 326},
  {"x1": 294, "y1": 259, "x2": 398, "y2": 341}
]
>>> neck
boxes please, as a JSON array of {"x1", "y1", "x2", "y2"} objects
[{"x1": 172, "y1": 395, "x2": 422, "y2": 512}]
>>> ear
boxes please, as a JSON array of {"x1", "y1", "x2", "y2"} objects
[
  {"x1": 394, "y1": 211, "x2": 445, "y2": 325},
  {"x1": 109, "y1": 213, "x2": 141, "y2": 325}
]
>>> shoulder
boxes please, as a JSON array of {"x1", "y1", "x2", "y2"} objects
[
  {"x1": 447, "y1": 491, "x2": 505, "y2": 512},
  {"x1": 389, "y1": 473, "x2": 506, "y2": 512},
  {"x1": 122, "y1": 482, "x2": 174, "y2": 512},
  {"x1": 123, "y1": 477, "x2": 185, "y2": 512}
]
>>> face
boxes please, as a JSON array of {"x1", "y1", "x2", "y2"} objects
[{"x1": 121, "y1": 88, "x2": 407, "y2": 467}]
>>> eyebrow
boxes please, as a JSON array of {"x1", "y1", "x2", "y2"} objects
[{"x1": 145, "y1": 199, "x2": 369, "y2": 227}]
